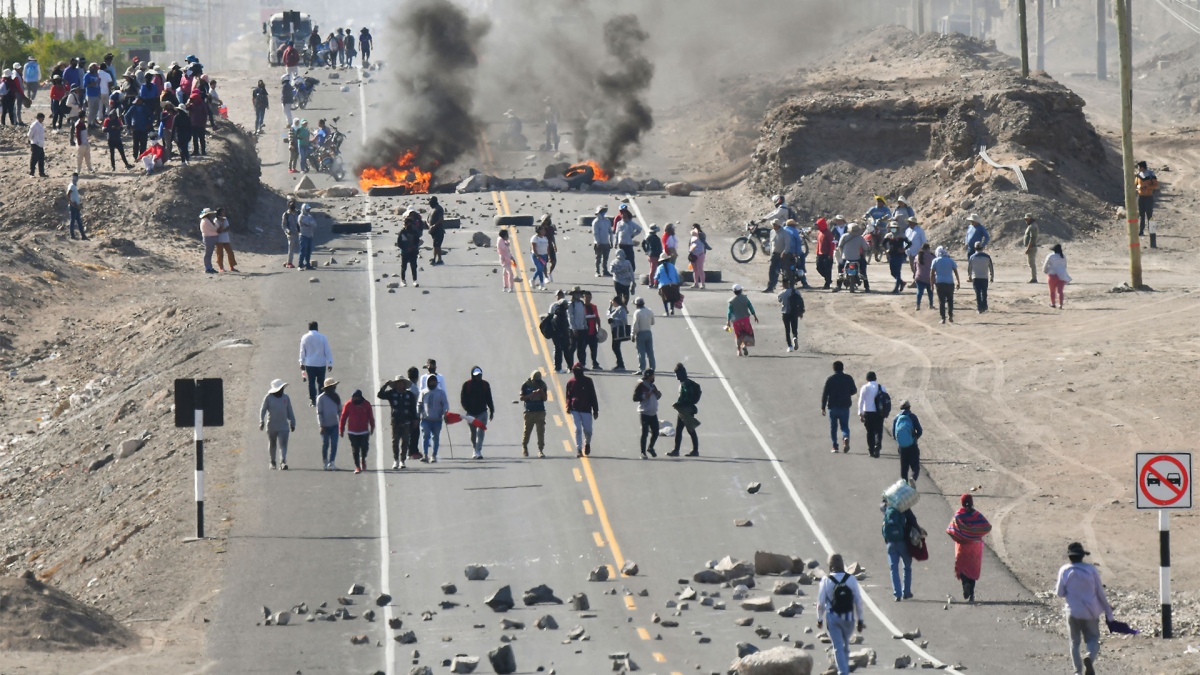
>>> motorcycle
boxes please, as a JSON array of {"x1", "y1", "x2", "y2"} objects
[
  {"x1": 731, "y1": 220, "x2": 773, "y2": 264},
  {"x1": 315, "y1": 118, "x2": 347, "y2": 181},
  {"x1": 863, "y1": 218, "x2": 888, "y2": 262},
  {"x1": 839, "y1": 260, "x2": 862, "y2": 292},
  {"x1": 292, "y1": 75, "x2": 320, "y2": 109}
]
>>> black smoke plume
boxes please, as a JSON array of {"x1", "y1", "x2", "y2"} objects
[
  {"x1": 582, "y1": 15, "x2": 655, "y2": 172},
  {"x1": 355, "y1": 0, "x2": 489, "y2": 176}
]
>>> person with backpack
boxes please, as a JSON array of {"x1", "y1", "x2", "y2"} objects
[
  {"x1": 857, "y1": 371, "x2": 888, "y2": 458},
  {"x1": 778, "y1": 279, "x2": 805, "y2": 352},
  {"x1": 519, "y1": 370, "x2": 548, "y2": 458},
  {"x1": 633, "y1": 369, "x2": 660, "y2": 458},
  {"x1": 609, "y1": 248, "x2": 634, "y2": 305},
  {"x1": 547, "y1": 290, "x2": 572, "y2": 372},
  {"x1": 821, "y1": 360, "x2": 857, "y2": 454},
  {"x1": 892, "y1": 400, "x2": 924, "y2": 485},
  {"x1": 882, "y1": 500, "x2": 916, "y2": 601},
  {"x1": 460, "y1": 367, "x2": 494, "y2": 459},
  {"x1": 564, "y1": 363, "x2": 599, "y2": 457},
  {"x1": 378, "y1": 376, "x2": 418, "y2": 470},
  {"x1": 642, "y1": 224, "x2": 662, "y2": 285},
  {"x1": 947, "y1": 494, "x2": 991, "y2": 603},
  {"x1": 251, "y1": 79, "x2": 269, "y2": 134},
  {"x1": 816, "y1": 553, "x2": 865, "y2": 675},
  {"x1": 668, "y1": 363, "x2": 701, "y2": 457}
]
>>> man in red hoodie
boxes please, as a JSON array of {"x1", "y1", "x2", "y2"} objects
[
  {"x1": 814, "y1": 218, "x2": 836, "y2": 290},
  {"x1": 565, "y1": 363, "x2": 599, "y2": 458},
  {"x1": 339, "y1": 389, "x2": 375, "y2": 474}
]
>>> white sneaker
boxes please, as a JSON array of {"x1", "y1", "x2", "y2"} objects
[
  {"x1": 399, "y1": 461, "x2": 406, "y2": 469},
  {"x1": 392, "y1": 461, "x2": 400, "y2": 469},
  {"x1": 785, "y1": 346, "x2": 793, "y2": 352},
  {"x1": 328, "y1": 462, "x2": 337, "y2": 471},
  {"x1": 431, "y1": 455, "x2": 438, "y2": 463}
]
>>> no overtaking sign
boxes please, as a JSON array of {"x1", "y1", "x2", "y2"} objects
[{"x1": 1136, "y1": 453, "x2": 1192, "y2": 509}]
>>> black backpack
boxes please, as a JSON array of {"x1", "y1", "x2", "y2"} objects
[
  {"x1": 875, "y1": 387, "x2": 892, "y2": 418},
  {"x1": 539, "y1": 313, "x2": 554, "y2": 339},
  {"x1": 786, "y1": 290, "x2": 805, "y2": 316},
  {"x1": 632, "y1": 382, "x2": 647, "y2": 402},
  {"x1": 830, "y1": 573, "x2": 855, "y2": 616},
  {"x1": 681, "y1": 379, "x2": 702, "y2": 405}
]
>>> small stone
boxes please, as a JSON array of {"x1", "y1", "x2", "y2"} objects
[
  {"x1": 310, "y1": 277, "x2": 320, "y2": 283},
  {"x1": 679, "y1": 586, "x2": 698, "y2": 601},
  {"x1": 736, "y1": 641, "x2": 760, "y2": 657},
  {"x1": 394, "y1": 630, "x2": 417, "y2": 644},
  {"x1": 660, "y1": 619, "x2": 679, "y2": 628},
  {"x1": 442, "y1": 582, "x2": 458, "y2": 594},
  {"x1": 895, "y1": 655, "x2": 912, "y2": 668},
  {"x1": 773, "y1": 580, "x2": 800, "y2": 596},
  {"x1": 747, "y1": 482, "x2": 762, "y2": 494},
  {"x1": 388, "y1": 617, "x2": 403, "y2": 630},
  {"x1": 735, "y1": 616, "x2": 754, "y2": 626},
  {"x1": 488, "y1": 643, "x2": 517, "y2": 674},
  {"x1": 376, "y1": 593, "x2": 392, "y2": 606},
  {"x1": 567, "y1": 625, "x2": 586, "y2": 640},
  {"x1": 270, "y1": 611, "x2": 291, "y2": 626},
  {"x1": 464, "y1": 565, "x2": 489, "y2": 581},
  {"x1": 364, "y1": 610, "x2": 376, "y2": 622},
  {"x1": 588, "y1": 565, "x2": 610, "y2": 582},
  {"x1": 500, "y1": 618, "x2": 525, "y2": 630},
  {"x1": 536, "y1": 614, "x2": 559, "y2": 630},
  {"x1": 337, "y1": 597, "x2": 353, "y2": 605},
  {"x1": 485, "y1": 586, "x2": 515, "y2": 612},
  {"x1": 755, "y1": 626, "x2": 772, "y2": 638},
  {"x1": 740, "y1": 596, "x2": 774, "y2": 612},
  {"x1": 621, "y1": 560, "x2": 639, "y2": 576},
  {"x1": 350, "y1": 634, "x2": 370, "y2": 645},
  {"x1": 450, "y1": 655, "x2": 479, "y2": 673},
  {"x1": 523, "y1": 584, "x2": 562, "y2": 605},
  {"x1": 569, "y1": 593, "x2": 589, "y2": 611},
  {"x1": 735, "y1": 519, "x2": 753, "y2": 527},
  {"x1": 693, "y1": 569, "x2": 723, "y2": 584}
]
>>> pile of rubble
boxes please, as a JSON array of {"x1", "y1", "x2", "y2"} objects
[{"x1": 450, "y1": 164, "x2": 694, "y2": 197}]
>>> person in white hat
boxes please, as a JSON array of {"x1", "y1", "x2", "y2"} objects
[
  {"x1": 592, "y1": 205, "x2": 613, "y2": 277},
  {"x1": 199, "y1": 207, "x2": 220, "y2": 274},
  {"x1": 903, "y1": 216, "x2": 926, "y2": 278},
  {"x1": 891, "y1": 196, "x2": 915, "y2": 222},
  {"x1": 964, "y1": 213, "x2": 989, "y2": 256},
  {"x1": 316, "y1": 379, "x2": 342, "y2": 470},
  {"x1": 297, "y1": 203, "x2": 317, "y2": 270},
  {"x1": 259, "y1": 379, "x2": 296, "y2": 469}
]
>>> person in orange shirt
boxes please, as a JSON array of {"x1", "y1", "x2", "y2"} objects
[{"x1": 1135, "y1": 160, "x2": 1159, "y2": 238}]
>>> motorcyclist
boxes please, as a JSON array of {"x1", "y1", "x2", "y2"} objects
[
  {"x1": 836, "y1": 223, "x2": 871, "y2": 292},
  {"x1": 864, "y1": 196, "x2": 892, "y2": 224},
  {"x1": 760, "y1": 194, "x2": 795, "y2": 227}
]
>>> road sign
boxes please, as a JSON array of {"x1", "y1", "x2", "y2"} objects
[{"x1": 1136, "y1": 453, "x2": 1192, "y2": 510}]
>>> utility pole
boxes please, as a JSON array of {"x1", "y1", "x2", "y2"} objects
[
  {"x1": 1036, "y1": 0, "x2": 1045, "y2": 71},
  {"x1": 1115, "y1": 0, "x2": 1141, "y2": 287},
  {"x1": 110, "y1": 0, "x2": 116, "y2": 47},
  {"x1": 916, "y1": 0, "x2": 925, "y2": 34},
  {"x1": 1018, "y1": 0, "x2": 1030, "y2": 77},
  {"x1": 1097, "y1": 0, "x2": 1107, "y2": 80}
]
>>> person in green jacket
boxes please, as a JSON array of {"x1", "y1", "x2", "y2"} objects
[{"x1": 726, "y1": 284, "x2": 759, "y2": 356}]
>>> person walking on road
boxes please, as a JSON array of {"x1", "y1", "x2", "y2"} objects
[
  {"x1": 259, "y1": 378, "x2": 296, "y2": 470},
  {"x1": 316, "y1": 379, "x2": 341, "y2": 470},
  {"x1": 1135, "y1": 160, "x2": 1158, "y2": 238},
  {"x1": 893, "y1": 400, "x2": 923, "y2": 484},
  {"x1": 857, "y1": 371, "x2": 887, "y2": 458},
  {"x1": 966, "y1": 242, "x2": 994, "y2": 313},
  {"x1": 28, "y1": 112, "x2": 46, "y2": 177},
  {"x1": 397, "y1": 212, "x2": 421, "y2": 287},
  {"x1": 633, "y1": 369, "x2": 660, "y2": 458},
  {"x1": 654, "y1": 253, "x2": 681, "y2": 316},
  {"x1": 251, "y1": 79, "x2": 269, "y2": 133},
  {"x1": 613, "y1": 203, "x2": 639, "y2": 275},
  {"x1": 904, "y1": 217, "x2": 927, "y2": 279},
  {"x1": 884, "y1": 222, "x2": 910, "y2": 293},
  {"x1": 816, "y1": 553, "x2": 866, "y2": 675},
  {"x1": 583, "y1": 291, "x2": 602, "y2": 370},
  {"x1": 882, "y1": 500, "x2": 915, "y2": 601},
  {"x1": 1044, "y1": 243, "x2": 1071, "y2": 309},
  {"x1": 378, "y1": 376, "x2": 417, "y2": 469},
  {"x1": 298, "y1": 321, "x2": 333, "y2": 406},
  {"x1": 947, "y1": 493, "x2": 991, "y2": 603},
  {"x1": 913, "y1": 242, "x2": 933, "y2": 310},
  {"x1": 565, "y1": 363, "x2": 599, "y2": 457},
  {"x1": 668, "y1": 363, "x2": 701, "y2": 457},
  {"x1": 607, "y1": 295, "x2": 629, "y2": 371},
  {"x1": 519, "y1": 370, "x2": 548, "y2": 458},
  {"x1": 821, "y1": 360, "x2": 857, "y2": 453},
  {"x1": 566, "y1": 287, "x2": 589, "y2": 368},
  {"x1": 199, "y1": 207, "x2": 220, "y2": 274},
  {"x1": 547, "y1": 290, "x2": 572, "y2": 372},
  {"x1": 427, "y1": 196, "x2": 445, "y2": 266},
  {"x1": 214, "y1": 207, "x2": 238, "y2": 273},
  {"x1": 1022, "y1": 213, "x2": 1039, "y2": 283},
  {"x1": 419, "y1": 377, "x2": 449, "y2": 463},
  {"x1": 1056, "y1": 542, "x2": 1115, "y2": 675},
  {"x1": 540, "y1": 214, "x2": 559, "y2": 280},
  {"x1": 593, "y1": 205, "x2": 612, "y2": 277},
  {"x1": 631, "y1": 297, "x2": 655, "y2": 375},
  {"x1": 931, "y1": 246, "x2": 960, "y2": 324},
  {"x1": 530, "y1": 225, "x2": 550, "y2": 290},
  {"x1": 726, "y1": 284, "x2": 758, "y2": 356},
  {"x1": 778, "y1": 279, "x2": 805, "y2": 353},
  {"x1": 281, "y1": 200, "x2": 300, "y2": 268},
  {"x1": 405, "y1": 367, "x2": 423, "y2": 460},
  {"x1": 460, "y1": 367, "x2": 494, "y2": 459},
  {"x1": 609, "y1": 248, "x2": 634, "y2": 305},
  {"x1": 339, "y1": 389, "x2": 375, "y2": 474},
  {"x1": 497, "y1": 228, "x2": 515, "y2": 292}
]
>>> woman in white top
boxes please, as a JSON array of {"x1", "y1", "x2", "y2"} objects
[
  {"x1": 530, "y1": 225, "x2": 550, "y2": 290},
  {"x1": 688, "y1": 224, "x2": 708, "y2": 289},
  {"x1": 1043, "y1": 243, "x2": 1071, "y2": 309}
]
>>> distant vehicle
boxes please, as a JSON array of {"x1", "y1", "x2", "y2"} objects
[{"x1": 264, "y1": 10, "x2": 314, "y2": 66}]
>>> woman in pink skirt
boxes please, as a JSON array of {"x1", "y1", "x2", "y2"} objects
[{"x1": 497, "y1": 229, "x2": 515, "y2": 292}]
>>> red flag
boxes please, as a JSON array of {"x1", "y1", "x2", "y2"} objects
[{"x1": 444, "y1": 412, "x2": 463, "y2": 425}]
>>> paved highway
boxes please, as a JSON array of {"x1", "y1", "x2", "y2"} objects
[{"x1": 207, "y1": 65, "x2": 1063, "y2": 674}]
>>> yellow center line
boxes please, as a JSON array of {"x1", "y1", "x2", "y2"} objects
[
  {"x1": 492, "y1": 191, "x2": 540, "y2": 357},
  {"x1": 572, "y1": 467, "x2": 583, "y2": 482},
  {"x1": 652, "y1": 653, "x2": 667, "y2": 663},
  {"x1": 592, "y1": 532, "x2": 605, "y2": 547},
  {"x1": 636, "y1": 627, "x2": 651, "y2": 640},
  {"x1": 623, "y1": 595, "x2": 638, "y2": 610},
  {"x1": 553, "y1": 414, "x2": 564, "y2": 427},
  {"x1": 582, "y1": 499, "x2": 594, "y2": 515}
]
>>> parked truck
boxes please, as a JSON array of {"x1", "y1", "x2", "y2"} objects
[{"x1": 264, "y1": 10, "x2": 314, "y2": 66}]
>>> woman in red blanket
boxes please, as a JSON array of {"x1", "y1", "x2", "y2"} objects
[{"x1": 946, "y1": 493, "x2": 991, "y2": 603}]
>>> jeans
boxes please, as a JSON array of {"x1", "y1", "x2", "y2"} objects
[
  {"x1": 635, "y1": 332, "x2": 655, "y2": 372},
  {"x1": 304, "y1": 366, "x2": 326, "y2": 405},
  {"x1": 469, "y1": 423, "x2": 487, "y2": 456},
  {"x1": 1137, "y1": 195, "x2": 1154, "y2": 235},
  {"x1": 972, "y1": 278, "x2": 989, "y2": 312},
  {"x1": 532, "y1": 253, "x2": 547, "y2": 285},
  {"x1": 765, "y1": 253, "x2": 782, "y2": 291},
  {"x1": 1068, "y1": 616, "x2": 1101, "y2": 675},
  {"x1": 571, "y1": 329, "x2": 588, "y2": 367},
  {"x1": 254, "y1": 107, "x2": 266, "y2": 130},
  {"x1": 640, "y1": 413, "x2": 658, "y2": 455},
  {"x1": 826, "y1": 612, "x2": 855, "y2": 675},
  {"x1": 298, "y1": 144, "x2": 310, "y2": 171},
  {"x1": 828, "y1": 407, "x2": 850, "y2": 449},
  {"x1": 522, "y1": 411, "x2": 546, "y2": 452},
  {"x1": 571, "y1": 410, "x2": 593, "y2": 452},
  {"x1": 321, "y1": 426, "x2": 339, "y2": 465},
  {"x1": 887, "y1": 540, "x2": 913, "y2": 599},
  {"x1": 30, "y1": 144, "x2": 45, "y2": 176},
  {"x1": 267, "y1": 429, "x2": 289, "y2": 464},
  {"x1": 936, "y1": 282, "x2": 955, "y2": 320},
  {"x1": 69, "y1": 203, "x2": 86, "y2": 238},
  {"x1": 203, "y1": 235, "x2": 219, "y2": 272},
  {"x1": 594, "y1": 243, "x2": 611, "y2": 275},
  {"x1": 900, "y1": 443, "x2": 921, "y2": 481},
  {"x1": 863, "y1": 411, "x2": 883, "y2": 457},
  {"x1": 298, "y1": 234, "x2": 314, "y2": 269},
  {"x1": 348, "y1": 433, "x2": 369, "y2": 468},
  {"x1": 421, "y1": 419, "x2": 442, "y2": 456},
  {"x1": 914, "y1": 281, "x2": 932, "y2": 308}
]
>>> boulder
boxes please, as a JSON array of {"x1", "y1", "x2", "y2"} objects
[
  {"x1": 621, "y1": 560, "x2": 639, "y2": 576},
  {"x1": 694, "y1": 569, "x2": 724, "y2": 584},
  {"x1": 450, "y1": 655, "x2": 479, "y2": 673},
  {"x1": 535, "y1": 614, "x2": 558, "y2": 630},
  {"x1": 522, "y1": 584, "x2": 563, "y2": 606},
  {"x1": 665, "y1": 182, "x2": 693, "y2": 197},
  {"x1": 588, "y1": 565, "x2": 610, "y2": 582},
  {"x1": 456, "y1": 173, "x2": 488, "y2": 193},
  {"x1": 641, "y1": 178, "x2": 664, "y2": 191},
  {"x1": 716, "y1": 556, "x2": 755, "y2": 579},
  {"x1": 773, "y1": 580, "x2": 800, "y2": 596},
  {"x1": 542, "y1": 177, "x2": 570, "y2": 191},
  {"x1": 590, "y1": 179, "x2": 614, "y2": 191},
  {"x1": 569, "y1": 593, "x2": 589, "y2": 611},
  {"x1": 740, "y1": 596, "x2": 775, "y2": 612},
  {"x1": 322, "y1": 186, "x2": 359, "y2": 198},
  {"x1": 485, "y1": 586, "x2": 515, "y2": 612},
  {"x1": 464, "y1": 564, "x2": 489, "y2": 581},
  {"x1": 117, "y1": 438, "x2": 145, "y2": 459},
  {"x1": 755, "y1": 551, "x2": 794, "y2": 576},
  {"x1": 612, "y1": 177, "x2": 640, "y2": 193},
  {"x1": 488, "y1": 644, "x2": 517, "y2": 674},
  {"x1": 732, "y1": 646, "x2": 813, "y2": 675},
  {"x1": 471, "y1": 231, "x2": 491, "y2": 247},
  {"x1": 294, "y1": 175, "x2": 317, "y2": 192}
]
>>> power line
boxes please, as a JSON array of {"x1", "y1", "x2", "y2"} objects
[
  {"x1": 1168, "y1": 0, "x2": 1200, "y2": 15},
  {"x1": 1155, "y1": 0, "x2": 1200, "y2": 34}
]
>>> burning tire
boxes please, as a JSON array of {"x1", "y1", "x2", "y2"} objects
[
  {"x1": 564, "y1": 164, "x2": 595, "y2": 190},
  {"x1": 494, "y1": 215, "x2": 535, "y2": 228}
]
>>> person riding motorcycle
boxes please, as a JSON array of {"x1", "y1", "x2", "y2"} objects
[
  {"x1": 864, "y1": 196, "x2": 892, "y2": 224},
  {"x1": 761, "y1": 194, "x2": 796, "y2": 227},
  {"x1": 836, "y1": 223, "x2": 871, "y2": 292}
]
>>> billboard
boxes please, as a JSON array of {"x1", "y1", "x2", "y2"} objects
[{"x1": 116, "y1": 7, "x2": 166, "y2": 50}]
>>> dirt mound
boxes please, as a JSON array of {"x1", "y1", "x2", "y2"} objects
[
  {"x1": 1139, "y1": 41, "x2": 1200, "y2": 121},
  {"x1": 0, "y1": 574, "x2": 137, "y2": 651},
  {"x1": 749, "y1": 26, "x2": 1120, "y2": 246}
]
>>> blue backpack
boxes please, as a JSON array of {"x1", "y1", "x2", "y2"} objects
[{"x1": 894, "y1": 412, "x2": 915, "y2": 448}]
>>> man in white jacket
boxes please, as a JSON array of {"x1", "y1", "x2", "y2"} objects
[{"x1": 298, "y1": 321, "x2": 333, "y2": 406}]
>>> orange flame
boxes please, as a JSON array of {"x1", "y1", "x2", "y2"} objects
[
  {"x1": 565, "y1": 160, "x2": 611, "y2": 182},
  {"x1": 358, "y1": 150, "x2": 434, "y2": 194}
]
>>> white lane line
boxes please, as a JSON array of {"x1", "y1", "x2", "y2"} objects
[
  {"x1": 624, "y1": 198, "x2": 960, "y2": 674},
  {"x1": 358, "y1": 65, "x2": 396, "y2": 675}
]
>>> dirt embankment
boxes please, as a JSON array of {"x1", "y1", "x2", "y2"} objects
[
  {"x1": 0, "y1": 120, "x2": 263, "y2": 655},
  {"x1": 745, "y1": 26, "x2": 1121, "y2": 247}
]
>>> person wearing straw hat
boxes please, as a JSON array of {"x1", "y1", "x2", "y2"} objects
[
  {"x1": 199, "y1": 208, "x2": 220, "y2": 274},
  {"x1": 316, "y1": 379, "x2": 341, "y2": 470},
  {"x1": 259, "y1": 378, "x2": 296, "y2": 470},
  {"x1": 653, "y1": 253, "x2": 681, "y2": 316},
  {"x1": 1056, "y1": 542, "x2": 1113, "y2": 675},
  {"x1": 964, "y1": 213, "x2": 989, "y2": 257}
]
